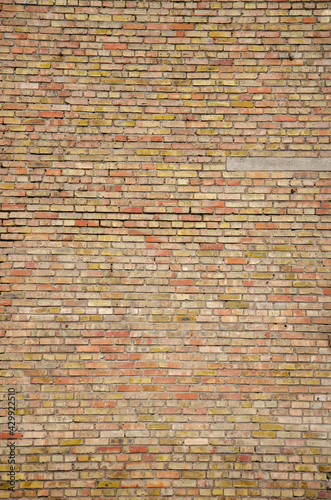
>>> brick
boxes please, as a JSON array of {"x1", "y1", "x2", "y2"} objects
[
  {"x1": 1, "y1": 3, "x2": 330, "y2": 500},
  {"x1": 227, "y1": 158, "x2": 331, "y2": 171}
]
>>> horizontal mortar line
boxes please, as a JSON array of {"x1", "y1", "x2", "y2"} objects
[{"x1": 227, "y1": 157, "x2": 331, "y2": 172}]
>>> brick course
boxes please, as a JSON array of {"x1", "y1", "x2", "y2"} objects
[{"x1": 0, "y1": 1, "x2": 330, "y2": 499}]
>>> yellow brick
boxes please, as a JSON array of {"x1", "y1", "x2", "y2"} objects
[
  {"x1": 153, "y1": 114, "x2": 175, "y2": 120},
  {"x1": 232, "y1": 101, "x2": 254, "y2": 107},
  {"x1": 0, "y1": 482, "x2": 11, "y2": 489},
  {"x1": 225, "y1": 301, "x2": 248, "y2": 309},
  {"x1": 151, "y1": 347, "x2": 174, "y2": 353},
  {"x1": 137, "y1": 149, "x2": 159, "y2": 155},
  {"x1": 293, "y1": 281, "x2": 315, "y2": 287},
  {"x1": 273, "y1": 245, "x2": 295, "y2": 251},
  {"x1": 219, "y1": 294, "x2": 241, "y2": 301},
  {"x1": 60, "y1": 439, "x2": 83, "y2": 446},
  {"x1": 261, "y1": 424, "x2": 284, "y2": 431},
  {"x1": 97, "y1": 481, "x2": 120, "y2": 488},
  {"x1": 148, "y1": 424, "x2": 171, "y2": 430},
  {"x1": 174, "y1": 316, "x2": 196, "y2": 322},
  {"x1": 20, "y1": 482, "x2": 44, "y2": 489}
]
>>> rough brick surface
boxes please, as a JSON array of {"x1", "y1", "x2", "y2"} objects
[{"x1": 0, "y1": 1, "x2": 330, "y2": 499}]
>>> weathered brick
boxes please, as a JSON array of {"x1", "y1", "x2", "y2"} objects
[{"x1": 1, "y1": 2, "x2": 330, "y2": 500}]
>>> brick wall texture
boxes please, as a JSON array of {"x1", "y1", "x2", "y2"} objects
[{"x1": 1, "y1": 1, "x2": 331, "y2": 499}]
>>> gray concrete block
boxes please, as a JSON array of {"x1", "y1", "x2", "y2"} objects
[{"x1": 227, "y1": 157, "x2": 331, "y2": 171}]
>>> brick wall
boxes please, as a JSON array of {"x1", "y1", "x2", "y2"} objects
[{"x1": 1, "y1": 1, "x2": 330, "y2": 499}]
